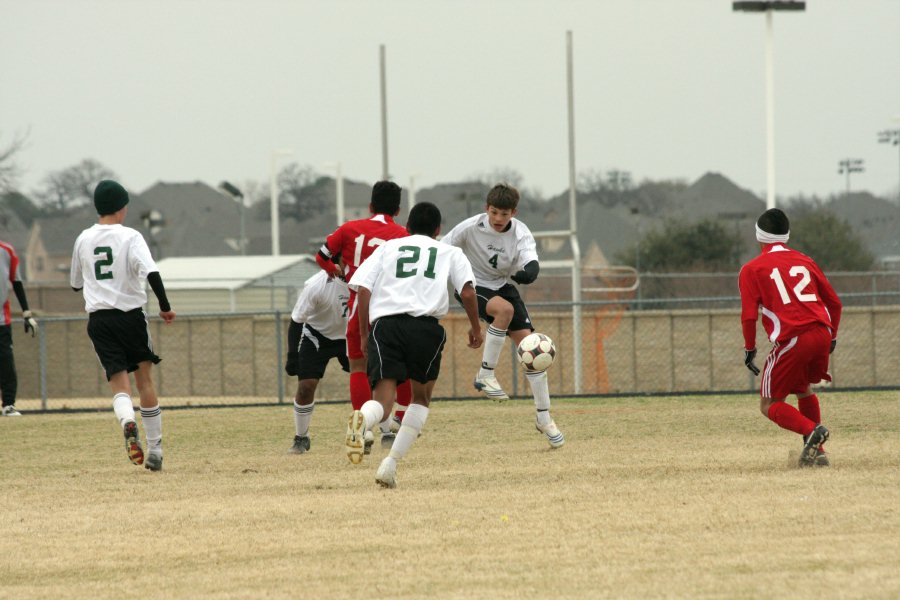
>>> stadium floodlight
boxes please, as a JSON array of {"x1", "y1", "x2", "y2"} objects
[
  {"x1": 838, "y1": 159, "x2": 865, "y2": 195},
  {"x1": 270, "y1": 149, "x2": 294, "y2": 256},
  {"x1": 878, "y1": 129, "x2": 900, "y2": 203},
  {"x1": 733, "y1": 1, "x2": 806, "y2": 210},
  {"x1": 218, "y1": 181, "x2": 247, "y2": 255}
]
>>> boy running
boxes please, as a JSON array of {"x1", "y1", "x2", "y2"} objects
[
  {"x1": 71, "y1": 180, "x2": 175, "y2": 471},
  {"x1": 316, "y1": 180, "x2": 411, "y2": 441},
  {"x1": 442, "y1": 183, "x2": 564, "y2": 448},
  {"x1": 739, "y1": 208, "x2": 842, "y2": 467},
  {"x1": 346, "y1": 202, "x2": 483, "y2": 488},
  {"x1": 284, "y1": 268, "x2": 350, "y2": 454}
]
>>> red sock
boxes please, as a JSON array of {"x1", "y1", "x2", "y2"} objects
[
  {"x1": 767, "y1": 402, "x2": 816, "y2": 436},
  {"x1": 798, "y1": 394, "x2": 824, "y2": 450},
  {"x1": 394, "y1": 380, "x2": 411, "y2": 422},
  {"x1": 798, "y1": 394, "x2": 821, "y2": 424},
  {"x1": 349, "y1": 372, "x2": 370, "y2": 411}
]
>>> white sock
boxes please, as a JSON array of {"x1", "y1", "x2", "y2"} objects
[
  {"x1": 360, "y1": 400, "x2": 384, "y2": 432},
  {"x1": 526, "y1": 370, "x2": 552, "y2": 425},
  {"x1": 478, "y1": 326, "x2": 507, "y2": 376},
  {"x1": 113, "y1": 393, "x2": 135, "y2": 428},
  {"x1": 294, "y1": 400, "x2": 314, "y2": 437},
  {"x1": 379, "y1": 418, "x2": 393, "y2": 434},
  {"x1": 140, "y1": 404, "x2": 163, "y2": 452},
  {"x1": 389, "y1": 404, "x2": 429, "y2": 461}
]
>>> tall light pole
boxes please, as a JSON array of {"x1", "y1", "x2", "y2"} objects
[
  {"x1": 379, "y1": 44, "x2": 389, "y2": 180},
  {"x1": 878, "y1": 129, "x2": 900, "y2": 203},
  {"x1": 323, "y1": 162, "x2": 344, "y2": 226},
  {"x1": 733, "y1": 1, "x2": 806, "y2": 210},
  {"x1": 409, "y1": 172, "x2": 421, "y2": 213},
  {"x1": 270, "y1": 148, "x2": 293, "y2": 256},
  {"x1": 838, "y1": 158, "x2": 864, "y2": 195},
  {"x1": 218, "y1": 181, "x2": 246, "y2": 255}
]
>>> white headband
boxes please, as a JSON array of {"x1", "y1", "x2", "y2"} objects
[{"x1": 756, "y1": 223, "x2": 789, "y2": 244}]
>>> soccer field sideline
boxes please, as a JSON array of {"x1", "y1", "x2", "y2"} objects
[{"x1": 1, "y1": 393, "x2": 899, "y2": 599}]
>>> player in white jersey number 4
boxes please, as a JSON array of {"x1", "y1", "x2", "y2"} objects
[
  {"x1": 346, "y1": 202, "x2": 483, "y2": 488},
  {"x1": 71, "y1": 181, "x2": 176, "y2": 472},
  {"x1": 442, "y1": 184, "x2": 564, "y2": 448}
]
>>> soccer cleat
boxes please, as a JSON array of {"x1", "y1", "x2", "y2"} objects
[
  {"x1": 1, "y1": 405, "x2": 21, "y2": 416},
  {"x1": 380, "y1": 431, "x2": 396, "y2": 449},
  {"x1": 364, "y1": 430, "x2": 375, "y2": 455},
  {"x1": 375, "y1": 457, "x2": 398, "y2": 489},
  {"x1": 799, "y1": 424, "x2": 829, "y2": 467},
  {"x1": 535, "y1": 419, "x2": 565, "y2": 449},
  {"x1": 289, "y1": 435, "x2": 311, "y2": 454},
  {"x1": 814, "y1": 449, "x2": 830, "y2": 467},
  {"x1": 345, "y1": 410, "x2": 366, "y2": 464},
  {"x1": 473, "y1": 376, "x2": 509, "y2": 401},
  {"x1": 390, "y1": 415, "x2": 402, "y2": 434},
  {"x1": 144, "y1": 450, "x2": 163, "y2": 472},
  {"x1": 123, "y1": 421, "x2": 144, "y2": 465}
]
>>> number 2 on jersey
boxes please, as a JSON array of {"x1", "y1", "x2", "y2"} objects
[
  {"x1": 769, "y1": 266, "x2": 816, "y2": 304},
  {"x1": 93, "y1": 246, "x2": 114, "y2": 280}
]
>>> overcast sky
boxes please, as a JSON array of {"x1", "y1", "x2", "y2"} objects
[{"x1": 2, "y1": 0, "x2": 898, "y2": 203}]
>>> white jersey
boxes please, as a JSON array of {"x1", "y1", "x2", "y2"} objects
[
  {"x1": 348, "y1": 234, "x2": 475, "y2": 322},
  {"x1": 290, "y1": 271, "x2": 349, "y2": 340},
  {"x1": 441, "y1": 213, "x2": 539, "y2": 290},
  {"x1": 70, "y1": 224, "x2": 158, "y2": 312}
]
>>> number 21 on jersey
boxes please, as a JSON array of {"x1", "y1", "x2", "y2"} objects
[{"x1": 769, "y1": 266, "x2": 817, "y2": 304}]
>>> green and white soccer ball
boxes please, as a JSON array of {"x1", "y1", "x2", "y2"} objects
[{"x1": 516, "y1": 332, "x2": 557, "y2": 372}]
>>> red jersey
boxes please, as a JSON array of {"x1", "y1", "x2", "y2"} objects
[
  {"x1": 739, "y1": 243, "x2": 842, "y2": 348},
  {"x1": 316, "y1": 214, "x2": 408, "y2": 280}
]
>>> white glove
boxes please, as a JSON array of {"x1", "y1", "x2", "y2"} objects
[{"x1": 22, "y1": 310, "x2": 37, "y2": 337}]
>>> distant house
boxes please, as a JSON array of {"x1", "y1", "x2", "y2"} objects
[
  {"x1": 149, "y1": 254, "x2": 320, "y2": 313},
  {"x1": 25, "y1": 205, "x2": 97, "y2": 282}
]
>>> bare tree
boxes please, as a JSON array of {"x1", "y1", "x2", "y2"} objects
[
  {"x1": 0, "y1": 131, "x2": 27, "y2": 193},
  {"x1": 278, "y1": 163, "x2": 327, "y2": 222},
  {"x1": 35, "y1": 158, "x2": 117, "y2": 212}
]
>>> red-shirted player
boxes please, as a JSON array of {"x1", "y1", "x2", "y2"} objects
[
  {"x1": 315, "y1": 181, "x2": 411, "y2": 446},
  {"x1": 739, "y1": 208, "x2": 842, "y2": 467}
]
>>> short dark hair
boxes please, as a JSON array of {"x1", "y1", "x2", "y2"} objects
[
  {"x1": 485, "y1": 183, "x2": 519, "y2": 210},
  {"x1": 371, "y1": 180, "x2": 402, "y2": 215},
  {"x1": 757, "y1": 208, "x2": 790, "y2": 235},
  {"x1": 406, "y1": 202, "x2": 442, "y2": 237}
]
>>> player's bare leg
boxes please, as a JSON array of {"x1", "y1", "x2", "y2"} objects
[
  {"x1": 377, "y1": 380, "x2": 434, "y2": 489},
  {"x1": 134, "y1": 361, "x2": 163, "y2": 471},
  {"x1": 473, "y1": 297, "x2": 512, "y2": 401},
  {"x1": 108, "y1": 369, "x2": 144, "y2": 466}
]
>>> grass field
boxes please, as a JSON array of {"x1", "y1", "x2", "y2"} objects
[{"x1": 2, "y1": 392, "x2": 899, "y2": 599}]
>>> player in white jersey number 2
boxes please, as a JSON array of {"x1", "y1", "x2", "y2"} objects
[
  {"x1": 442, "y1": 183, "x2": 565, "y2": 448},
  {"x1": 346, "y1": 202, "x2": 483, "y2": 488},
  {"x1": 70, "y1": 181, "x2": 176, "y2": 472},
  {"x1": 284, "y1": 267, "x2": 350, "y2": 454}
]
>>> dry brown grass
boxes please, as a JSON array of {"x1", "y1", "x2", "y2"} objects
[{"x1": 1, "y1": 392, "x2": 899, "y2": 599}]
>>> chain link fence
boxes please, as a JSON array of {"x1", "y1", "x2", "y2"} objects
[{"x1": 8, "y1": 285, "x2": 900, "y2": 411}]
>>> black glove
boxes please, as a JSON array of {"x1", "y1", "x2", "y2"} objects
[
  {"x1": 744, "y1": 348, "x2": 760, "y2": 376},
  {"x1": 23, "y1": 310, "x2": 37, "y2": 337},
  {"x1": 830, "y1": 339, "x2": 836, "y2": 354},
  {"x1": 284, "y1": 351, "x2": 300, "y2": 377},
  {"x1": 511, "y1": 270, "x2": 534, "y2": 285}
]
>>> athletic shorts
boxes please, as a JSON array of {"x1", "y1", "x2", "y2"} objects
[
  {"x1": 456, "y1": 283, "x2": 534, "y2": 333},
  {"x1": 87, "y1": 308, "x2": 160, "y2": 381},
  {"x1": 296, "y1": 324, "x2": 349, "y2": 380},
  {"x1": 367, "y1": 314, "x2": 446, "y2": 387},
  {"x1": 760, "y1": 324, "x2": 832, "y2": 399},
  {"x1": 345, "y1": 291, "x2": 364, "y2": 360}
]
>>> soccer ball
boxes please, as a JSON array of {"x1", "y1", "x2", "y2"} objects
[{"x1": 516, "y1": 333, "x2": 557, "y2": 372}]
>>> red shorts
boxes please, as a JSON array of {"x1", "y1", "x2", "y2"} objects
[
  {"x1": 345, "y1": 291, "x2": 363, "y2": 360},
  {"x1": 760, "y1": 325, "x2": 831, "y2": 399}
]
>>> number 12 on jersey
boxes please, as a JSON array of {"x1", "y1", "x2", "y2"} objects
[{"x1": 769, "y1": 266, "x2": 817, "y2": 304}]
